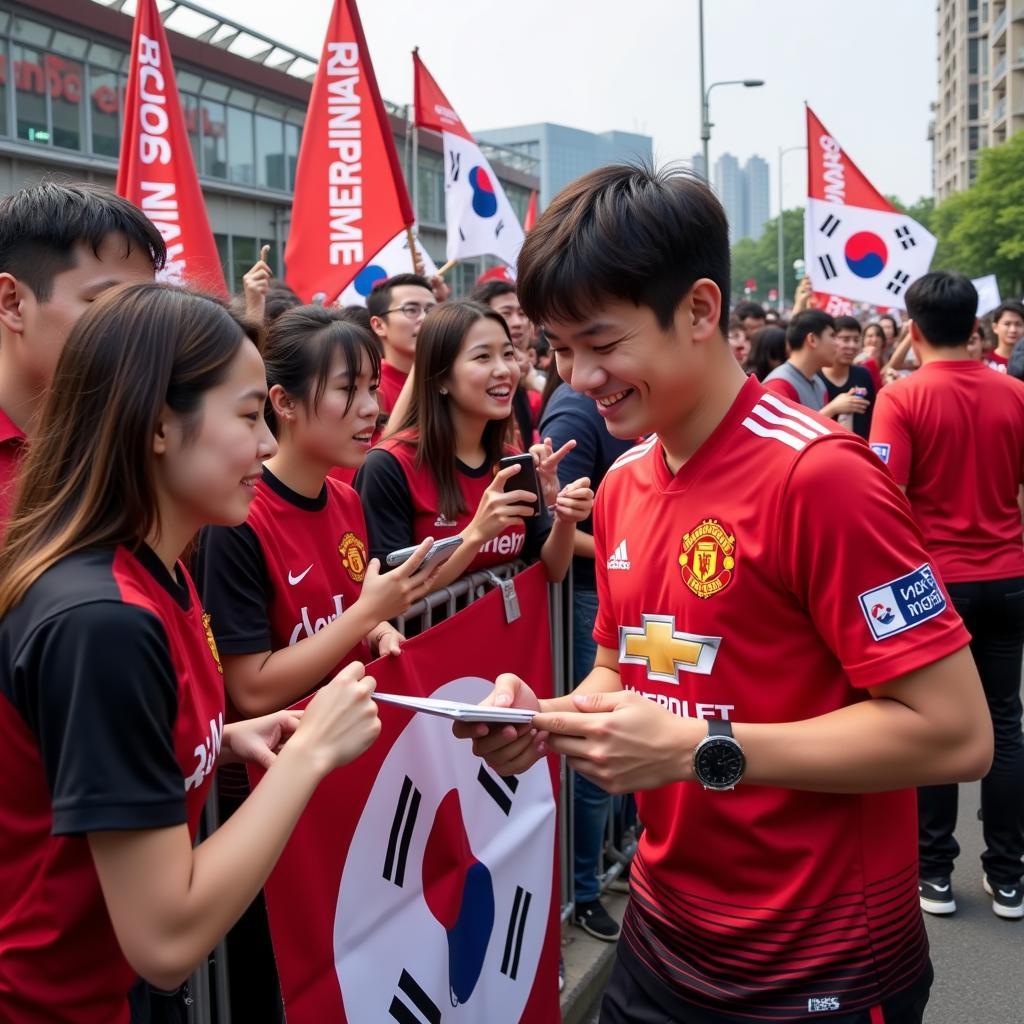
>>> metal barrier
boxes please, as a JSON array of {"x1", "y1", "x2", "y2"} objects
[{"x1": 188, "y1": 560, "x2": 634, "y2": 1022}]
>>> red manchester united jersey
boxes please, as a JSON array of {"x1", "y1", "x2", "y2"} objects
[
  {"x1": 197, "y1": 468, "x2": 371, "y2": 697},
  {"x1": 593, "y1": 377, "x2": 968, "y2": 1021},
  {"x1": 0, "y1": 406, "x2": 26, "y2": 540},
  {"x1": 0, "y1": 545, "x2": 224, "y2": 1023},
  {"x1": 869, "y1": 360, "x2": 1024, "y2": 583}
]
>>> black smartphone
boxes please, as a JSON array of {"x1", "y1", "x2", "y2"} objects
[{"x1": 498, "y1": 453, "x2": 541, "y2": 516}]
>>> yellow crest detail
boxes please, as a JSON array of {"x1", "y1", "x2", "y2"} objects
[
  {"x1": 339, "y1": 531, "x2": 368, "y2": 583},
  {"x1": 679, "y1": 519, "x2": 736, "y2": 599},
  {"x1": 201, "y1": 612, "x2": 223, "y2": 675}
]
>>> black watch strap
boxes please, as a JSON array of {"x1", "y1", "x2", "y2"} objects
[{"x1": 707, "y1": 718, "x2": 733, "y2": 738}]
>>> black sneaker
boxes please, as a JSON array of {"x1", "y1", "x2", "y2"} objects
[
  {"x1": 982, "y1": 875, "x2": 1024, "y2": 920},
  {"x1": 573, "y1": 899, "x2": 621, "y2": 941},
  {"x1": 919, "y1": 877, "x2": 956, "y2": 915}
]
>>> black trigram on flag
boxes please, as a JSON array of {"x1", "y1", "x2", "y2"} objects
[
  {"x1": 886, "y1": 270, "x2": 911, "y2": 296},
  {"x1": 819, "y1": 213, "x2": 841, "y2": 238},
  {"x1": 894, "y1": 225, "x2": 916, "y2": 250},
  {"x1": 388, "y1": 968, "x2": 441, "y2": 1024},
  {"x1": 500, "y1": 885, "x2": 533, "y2": 981},
  {"x1": 477, "y1": 764, "x2": 518, "y2": 816},
  {"x1": 818, "y1": 254, "x2": 838, "y2": 281},
  {"x1": 383, "y1": 776, "x2": 421, "y2": 887}
]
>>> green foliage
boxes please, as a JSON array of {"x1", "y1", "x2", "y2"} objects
[
  {"x1": 728, "y1": 208, "x2": 805, "y2": 305},
  {"x1": 928, "y1": 132, "x2": 1024, "y2": 297}
]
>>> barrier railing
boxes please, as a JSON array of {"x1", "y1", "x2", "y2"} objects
[{"x1": 189, "y1": 560, "x2": 634, "y2": 1022}]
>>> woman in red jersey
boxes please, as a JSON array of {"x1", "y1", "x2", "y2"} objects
[
  {"x1": 0, "y1": 283, "x2": 382, "y2": 1024},
  {"x1": 356, "y1": 300, "x2": 594, "y2": 588},
  {"x1": 197, "y1": 305, "x2": 438, "y2": 719}
]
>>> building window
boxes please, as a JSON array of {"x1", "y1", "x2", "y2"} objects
[
  {"x1": 227, "y1": 105, "x2": 255, "y2": 185},
  {"x1": 969, "y1": 82, "x2": 979, "y2": 119},
  {"x1": 50, "y1": 54, "x2": 83, "y2": 150},
  {"x1": 417, "y1": 151, "x2": 444, "y2": 225},
  {"x1": 969, "y1": 37, "x2": 979, "y2": 73},
  {"x1": 12, "y1": 44, "x2": 48, "y2": 144},
  {"x1": 285, "y1": 121, "x2": 301, "y2": 190},
  {"x1": 201, "y1": 98, "x2": 227, "y2": 178},
  {"x1": 255, "y1": 113, "x2": 285, "y2": 190},
  {"x1": 89, "y1": 66, "x2": 122, "y2": 157},
  {"x1": 180, "y1": 92, "x2": 202, "y2": 172}
]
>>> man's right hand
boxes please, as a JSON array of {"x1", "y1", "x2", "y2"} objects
[{"x1": 451, "y1": 673, "x2": 547, "y2": 776}]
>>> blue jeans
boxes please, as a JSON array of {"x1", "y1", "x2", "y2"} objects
[{"x1": 572, "y1": 587, "x2": 613, "y2": 904}]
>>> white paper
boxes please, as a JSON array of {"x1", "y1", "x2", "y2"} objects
[{"x1": 371, "y1": 691, "x2": 536, "y2": 724}]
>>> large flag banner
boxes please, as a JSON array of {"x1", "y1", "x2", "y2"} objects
[
  {"x1": 805, "y1": 107, "x2": 936, "y2": 310},
  {"x1": 339, "y1": 227, "x2": 438, "y2": 306},
  {"x1": 285, "y1": 0, "x2": 415, "y2": 303},
  {"x1": 254, "y1": 564, "x2": 560, "y2": 1024},
  {"x1": 116, "y1": 0, "x2": 226, "y2": 294},
  {"x1": 413, "y1": 52, "x2": 525, "y2": 267}
]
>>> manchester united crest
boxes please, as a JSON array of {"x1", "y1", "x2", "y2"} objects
[
  {"x1": 201, "y1": 612, "x2": 223, "y2": 675},
  {"x1": 679, "y1": 519, "x2": 736, "y2": 599},
  {"x1": 339, "y1": 531, "x2": 368, "y2": 583}
]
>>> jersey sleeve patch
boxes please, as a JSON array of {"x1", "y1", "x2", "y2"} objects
[
  {"x1": 869, "y1": 442, "x2": 891, "y2": 464},
  {"x1": 858, "y1": 563, "x2": 947, "y2": 641}
]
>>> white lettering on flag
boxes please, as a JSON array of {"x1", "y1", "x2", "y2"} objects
[{"x1": 325, "y1": 42, "x2": 364, "y2": 266}]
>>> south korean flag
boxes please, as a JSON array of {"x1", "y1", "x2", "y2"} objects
[
  {"x1": 337, "y1": 228, "x2": 438, "y2": 307},
  {"x1": 805, "y1": 198, "x2": 937, "y2": 309}
]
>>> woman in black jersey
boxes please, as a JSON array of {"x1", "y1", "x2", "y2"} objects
[{"x1": 0, "y1": 283, "x2": 382, "y2": 1024}]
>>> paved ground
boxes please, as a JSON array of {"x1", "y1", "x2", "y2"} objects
[{"x1": 578, "y1": 778, "x2": 1023, "y2": 1022}]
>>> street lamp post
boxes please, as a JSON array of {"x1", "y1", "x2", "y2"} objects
[
  {"x1": 701, "y1": 80, "x2": 764, "y2": 182},
  {"x1": 776, "y1": 144, "x2": 807, "y2": 312}
]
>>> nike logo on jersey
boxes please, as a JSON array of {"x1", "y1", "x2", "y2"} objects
[
  {"x1": 288, "y1": 565, "x2": 313, "y2": 586},
  {"x1": 606, "y1": 539, "x2": 631, "y2": 570}
]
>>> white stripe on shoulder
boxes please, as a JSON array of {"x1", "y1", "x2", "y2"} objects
[
  {"x1": 758, "y1": 391, "x2": 831, "y2": 435},
  {"x1": 741, "y1": 416, "x2": 806, "y2": 451},
  {"x1": 748, "y1": 402, "x2": 822, "y2": 441},
  {"x1": 608, "y1": 434, "x2": 658, "y2": 472}
]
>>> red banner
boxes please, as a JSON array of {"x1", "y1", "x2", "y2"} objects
[
  {"x1": 116, "y1": 0, "x2": 226, "y2": 295},
  {"x1": 806, "y1": 106, "x2": 891, "y2": 213},
  {"x1": 254, "y1": 564, "x2": 561, "y2": 1023},
  {"x1": 413, "y1": 50, "x2": 473, "y2": 141},
  {"x1": 285, "y1": 0, "x2": 414, "y2": 303},
  {"x1": 523, "y1": 191, "x2": 538, "y2": 233}
]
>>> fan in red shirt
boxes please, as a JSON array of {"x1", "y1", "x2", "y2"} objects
[
  {"x1": 985, "y1": 299, "x2": 1024, "y2": 373},
  {"x1": 0, "y1": 182, "x2": 165, "y2": 542},
  {"x1": 457, "y1": 165, "x2": 992, "y2": 1024},
  {"x1": 870, "y1": 272, "x2": 1024, "y2": 921},
  {"x1": 0, "y1": 285, "x2": 382, "y2": 1023},
  {"x1": 357, "y1": 300, "x2": 593, "y2": 588}
]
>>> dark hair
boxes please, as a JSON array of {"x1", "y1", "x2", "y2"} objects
[
  {"x1": 727, "y1": 316, "x2": 745, "y2": 334},
  {"x1": 0, "y1": 283, "x2": 254, "y2": 616},
  {"x1": 904, "y1": 272, "x2": 978, "y2": 348},
  {"x1": 396, "y1": 300, "x2": 514, "y2": 520},
  {"x1": 366, "y1": 273, "x2": 433, "y2": 320},
  {"x1": 471, "y1": 280, "x2": 516, "y2": 306},
  {"x1": 744, "y1": 326, "x2": 787, "y2": 380},
  {"x1": 786, "y1": 310, "x2": 835, "y2": 351},
  {"x1": 878, "y1": 313, "x2": 900, "y2": 334},
  {"x1": 834, "y1": 315, "x2": 861, "y2": 334},
  {"x1": 517, "y1": 163, "x2": 731, "y2": 331},
  {"x1": 992, "y1": 300, "x2": 1024, "y2": 324},
  {"x1": 0, "y1": 181, "x2": 166, "y2": 301},
  {"x1": 264, "y1": 279, "x2": 301, "y2": 323},
  {"x1": 261, "y1": 304, "x2": 380, "y2": 434},
  {"x1": 734, "y1": 301, "x2": 766, "y2": 322}
]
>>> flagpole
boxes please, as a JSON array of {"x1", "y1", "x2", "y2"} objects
[{"x1": 436, "y1": 258, "x2": 458, "y2": 278}]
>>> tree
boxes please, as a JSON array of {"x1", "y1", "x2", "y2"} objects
[
  {"x1": 929, "y1": 133, "x2": 1024, "y2": 297},
  {"x1": 729, "y1": 207, "x2": 804, "y2": 306}
]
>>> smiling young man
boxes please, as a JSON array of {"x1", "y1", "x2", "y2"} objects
[
  {"x1": 0, "y1": 182, "x2": 164, "y2": 534},
  {"x1": 986, "y1": 300, "x2": 1024, "y2": 374},
  {"x1": 456, "y1": 165, "x2": 992, "y2": 1024}
]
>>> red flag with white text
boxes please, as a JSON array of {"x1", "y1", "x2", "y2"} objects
[
  {"x1": 254, "y1": 564, "x2": 561, "y2": 1024},
  {"x1": 116, "y1": 0, "x2": 226, "y2": 294},
  {"x1": 413, "y1": 52, "x2": 525, "y2": 267},
  {"x1": 804, "y1": 106, "x2": 934, "y2": 310},
  {"x1": 285, "y1": 0, "x2": 415, "y2": 303}
]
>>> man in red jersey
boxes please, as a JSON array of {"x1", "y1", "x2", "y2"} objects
[
  {"x1": 869, "y1": 272, "x2": 1024, "y2": 921},
  {"x1": 366, "y1": 273, "x2": 436, "y2": 422},
  {"x1": 0, "y1": 183, "x2": 163, "y2": 534},
  {"x1": 456, "y1": 165, "x2": 992, "y2": 1024},
  {"x1": 985, "y1": 300, "x2": 1024, "y2": 373}
]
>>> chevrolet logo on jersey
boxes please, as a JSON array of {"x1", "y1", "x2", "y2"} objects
[{"x1": 618, "y1": 614, "x2": 721, "y2": 684}]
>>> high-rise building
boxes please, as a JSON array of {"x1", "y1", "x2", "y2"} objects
[
  {"x1": 713, "y1": 153, "x2": 770, "y2": 242},
  {"x1": 475, "y1": 123, "x2": 653, "y2": 211},
  {"x1": 691, "y1": 152, "x2": 707, "y2": 179},
  {"x1": 934, "y1": 0, "x2": 1024, "y2": 200},
  {"x1": 743, "y1": 156, "x2": 770, "y2": 241}
]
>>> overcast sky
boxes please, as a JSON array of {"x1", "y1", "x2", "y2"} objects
[{"x1": 195, "y1": 0, "x2": 937, "y2": 214}]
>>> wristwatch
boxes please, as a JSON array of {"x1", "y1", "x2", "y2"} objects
[{"x1": 692, "y1": 718, "x2": 746, "y2": 791}]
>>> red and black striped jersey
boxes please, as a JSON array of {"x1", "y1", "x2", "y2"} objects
[
  {"x1": 0, "y1": 544, "x2": 224, "y2": 1023},
  {"x1": 593, "y1": 376, "x2": 969, "y2": 1021}
]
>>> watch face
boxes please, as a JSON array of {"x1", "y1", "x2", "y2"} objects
[{"x1": 695, "y1": 738, "x2": 745, "y2": 789}]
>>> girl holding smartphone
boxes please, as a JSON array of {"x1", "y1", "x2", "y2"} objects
[
  {"x1": 0, "y1": 283, "x2": 381, "y2": 1023},
  {"x1": 357, "y1": 301, "x2": 593, "y2": 587},
  {"x1": 196, "y1": 305, "x2": 439, "y2": 720}
]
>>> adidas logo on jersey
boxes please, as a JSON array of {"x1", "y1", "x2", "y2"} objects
[
  {"x1": 607, "y1": 540, "x2": 631, "y2": 570},
  {"x1": 434, "y1": 514, "x2": 457, "y2": 527}
]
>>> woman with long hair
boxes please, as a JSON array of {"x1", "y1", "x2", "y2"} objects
[
  {"x1": 743, "y1": 326, "x2": 787, "y2": 381},
  {"x1": 0, "y1": 283, "x2": 381, "y2": 1023},
  {"x1": 357, "y1": 300, "x2": 593, "y2": 588},
  {"x1": 855, "y1": 322, "x2": 886, "y2": 391}
]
